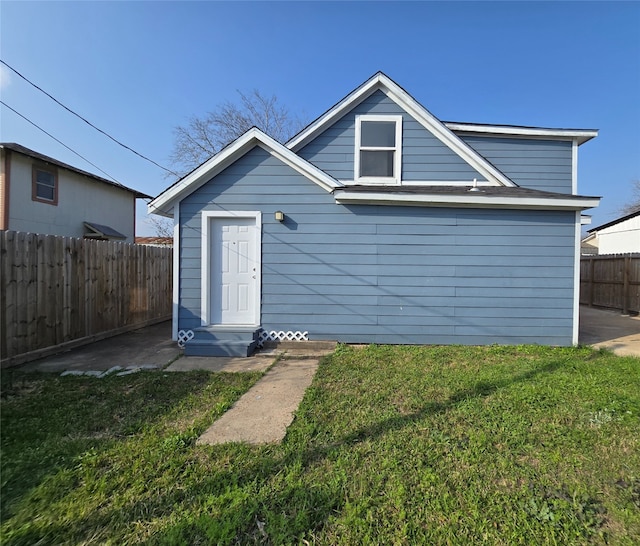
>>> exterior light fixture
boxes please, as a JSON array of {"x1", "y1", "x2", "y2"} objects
[{"x1": 275, "y1": 211, "x2": 285, "y2": 222}]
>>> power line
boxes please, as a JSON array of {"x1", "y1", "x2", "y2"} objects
[
  {"x1": 0, "y1": 59, "x2": 179, "y2": 177},
  {"x1": 1, "y1": 100, "x2": 124, "y2": 184}
]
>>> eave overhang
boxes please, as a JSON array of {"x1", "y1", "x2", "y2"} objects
[
  {"x1": 587, "y1": 210, "x2": 640, "y2": 233},
  {"x1": 444, "y1": 122, "x2": 599, "y2": 145},
  {"x1": 333, "y1": 186, "x2": 601, "y2": 211},
  {"x1": 148, "y1": 128, "x2": 341, "y2": 217}
]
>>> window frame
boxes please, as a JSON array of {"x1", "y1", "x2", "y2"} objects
[
  {"x1": 354, "y1": 114, "x2": 403, "y2": 185},
  {"x1": 32, "y1": 164, "x2": 58, "y2": 205}
]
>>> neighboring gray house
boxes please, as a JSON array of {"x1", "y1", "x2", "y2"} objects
[
  {"x1": 582, "y1": 210, "x2": 640, "y2": 255},
  {"x1": 149, "y1": 73, "x2": 600, "y2": 356},
  {"x1": 0, "y1": 143, "x2": 150, "y2": 242}
]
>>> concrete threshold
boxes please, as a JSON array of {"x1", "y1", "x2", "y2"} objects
[
  {"x1": 165, "y1": 354, "x2": 274, "y2": 373},
  {"x1": 197, "y1": 358, "x2": 319, "y2": 445}
]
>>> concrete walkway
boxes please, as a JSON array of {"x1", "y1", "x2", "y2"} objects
[
  {"x1": 167, "y1": 342, "x2": 336, "y2": 445},
  {"x1": 197, "y1": 358, "x2": 320, "y2": 445},
  {"x1": 579, "y1": 306, "x2": 640, "y2": 357}
]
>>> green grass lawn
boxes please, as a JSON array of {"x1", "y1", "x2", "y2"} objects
[{"x1": 1, "y1": 345, "x2": 639, "y2": 545}]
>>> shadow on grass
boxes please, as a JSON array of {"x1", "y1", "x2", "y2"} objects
[
  {"x1": 316, "y1": 358, "x2": 565, "y2": 454},
  {"x1": 138, "y1": 358, "x2": 567, "y2": 543},
  {"x1": 2, "y1": 358, "x2": 569, "y2": 544},
  {"x1": 0, "y1": 370, "x2": 227, "y2": 524}
]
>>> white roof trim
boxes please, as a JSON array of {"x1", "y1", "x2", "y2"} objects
[
  {"x1": 334, "y1": 190, "x2": 600, "y2": 211},
  {"x1": 149, "y1": 128, "x2": 341, "y2": 216},
  {"x1": 287, "y1": 72, "x2": 517, "y2": 188},
  {"x1": 338, "y1": 179, "x2": 494, "y2": 187},
  {"x1": 286, "y1": 73, "x2": 384, "y2": 151},
  {"x1": 445, "y1": 123, "x2": 598, "y2": 145}
]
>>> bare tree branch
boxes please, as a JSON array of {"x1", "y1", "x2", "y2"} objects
[
  {"x1": 168, "y1": 89, "x2": 306, "y2": 178},
  {"x1": 146, "y1": 216, "x2": 173, "y2": 238},
  {"x1": 619, "y1": 180, "x2": 640, "y2": 216}
]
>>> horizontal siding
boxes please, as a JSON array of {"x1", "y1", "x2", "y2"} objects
[
  {"x1": 178, "y1": 145, "x2": 577, "y2": 345},
  {"x1": 266, "y1": 243, "x2": 571, "y2": 257},
  {"x1": 460, "y1": 136, "x2": 573, "y2": 193},
  {"x1": 298, "y1": 90, "x2": 486, "y2": 182}
]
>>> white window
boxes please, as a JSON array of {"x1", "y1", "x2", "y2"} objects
[
  {"x1": 32, "y1": 165, "x2": 58, "y2": 205},
  {"x1": 354, "y1": 114, "x2": 402, "y2": 184}
]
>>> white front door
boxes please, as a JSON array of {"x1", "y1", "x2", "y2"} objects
[{"x1": 208, "y1": 215, "x2": 260, "y2": 325}]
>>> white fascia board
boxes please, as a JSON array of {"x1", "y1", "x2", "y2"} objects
[
  {"x1": 148, "y1": 128, "x2": 340, "y2": 216},
  {"x1": 287, "y1": 72, "x2": 517, "y2": 188},
  {"x1": 171, "y1": 205, "x2": 180, "y2": 341},
  {"x1": 400, "y1": 180, "x2": 496, "y2": 187},
  {"x1": 376, "y1": 76, "x2": 517, "y2": 188},
  {"x1": 572, "y1": 139, "x2": 578, "y2": 195},
  {"x1": 150, "y1": 206, "x2": 174, "y2": 218},
  {"x1": 148, "y1": 131, "x2": 259, "y2": 216},
  {"x1": 257, "y1": 141, "x2": 340, "y2": 194},
  {"x1": 445, "y1": 123, "x2": 599, "y2": 145},
  {"x1": 334, "y1": 191, "x2": 601, "y2": 211},
  {"x1": 287, "y1": 73, "x2": 385, "y2": 150},
  {"x1": 573, "y1": 210, "x2": 581, "y2": 345},
  {"x1": 338, "y1": 179, "x2": 497, "y2": 187}
]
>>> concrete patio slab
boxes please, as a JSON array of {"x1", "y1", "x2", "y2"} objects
[
  {"x1": 579, "y1": 306, "x2": 640, "y2": 357},
  {"x1": 165, "y1": 341, "x2": 337, "y2": 374},
  {"x1": 18, "y1": 321, "x2": 179, "y2": 373}
]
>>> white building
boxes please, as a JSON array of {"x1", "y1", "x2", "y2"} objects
[
  {"x1": 0, "y1": 143, "x2": 149, "y2": 242},
  {"x1": 584, "y1": 210, "x2": 640, "y2": 255}
]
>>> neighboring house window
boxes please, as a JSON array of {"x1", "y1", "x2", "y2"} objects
[
  {"x1": 32, "y1": 165, "x2": 58, "y2": 205},
  {"x1": 354, "y1": 114, "x2": 402, "y2": 184}
]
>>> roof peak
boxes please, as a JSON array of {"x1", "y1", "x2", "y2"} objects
[{"x1": 286, "y1": 72, "x2": 517, "y2": 188}]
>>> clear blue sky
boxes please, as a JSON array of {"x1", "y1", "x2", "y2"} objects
[{"x1": 1, "y1": 1, "x2": 639, "y2": 235}]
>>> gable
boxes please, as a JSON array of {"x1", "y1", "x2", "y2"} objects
[
  {"x1": 288, "y1": 72, "x2": 517, "y2": 188},
  {"x1": 180, "y1": 146, "x2": 336, "y2": 213},
  {"x1": 148, "y1": 129, "x2": 340, "y2": 216},
  {"x1": 298, "y1": 90, "x2": 488, "y2": 184}
]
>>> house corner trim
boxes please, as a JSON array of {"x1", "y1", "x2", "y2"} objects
[
  {"x1": 172, "y1": 205, "x2": 180, "y2": 341},
  {"x1": 1, "y1": 148, "x2": 11, "y2": 230}
]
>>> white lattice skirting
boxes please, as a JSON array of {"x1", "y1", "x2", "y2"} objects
[
  {"x1": 177, "y1": 329, "x2": 195, "y2": 348},
  {"x1": 178, "y1": 329, "x2": 308, "y2": 348},
  {"x1": 258, "y1": 330, "x2": 309, "y2": 345}
]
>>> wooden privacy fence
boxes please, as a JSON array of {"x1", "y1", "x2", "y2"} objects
[
  {"x1": 580, "y1": 254, "x2": 640, "y2": 314},
  {"x1": 1, "y1": 231, "x2": 172, "y2": 367}
]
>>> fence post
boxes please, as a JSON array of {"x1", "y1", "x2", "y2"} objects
[
  {"x1": 622, "y1": 255, "x2": 630, "y2": 315},
  {"x1": 588, "y1": 258, "x2": 595, "y2": 307}
]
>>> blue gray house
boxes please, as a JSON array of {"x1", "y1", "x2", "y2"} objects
[{"x1": 149, "y1": 73, "x2": 600, "y2": 356}]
